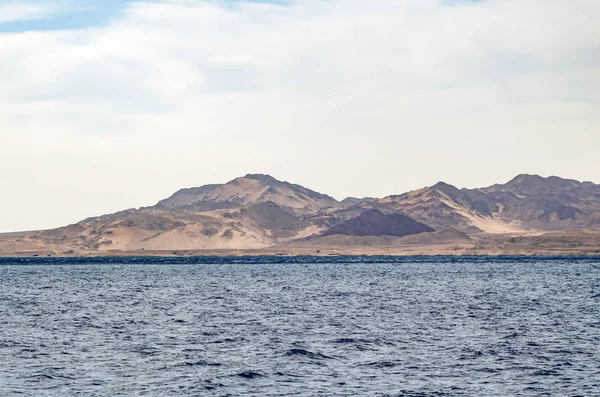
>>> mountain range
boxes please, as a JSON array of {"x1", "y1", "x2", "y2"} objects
[{"x1": 1, "y1": 173, "x2": 600, "y2": 256}]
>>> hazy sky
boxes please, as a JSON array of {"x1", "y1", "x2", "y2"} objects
[{"x1": 1, "y1": 0, "x2": 599, "y2": 232}]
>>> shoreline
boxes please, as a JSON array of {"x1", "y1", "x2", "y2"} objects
[{"x1": 2, "y1": 250, "x2": 600, "y2": 258}]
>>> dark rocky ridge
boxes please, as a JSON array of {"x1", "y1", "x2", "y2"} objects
[{"x1": 323, "y1": 209, "x2": 434, "y2": 237}]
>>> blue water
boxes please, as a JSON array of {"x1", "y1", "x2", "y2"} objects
[{"x1": 0, "y1": 256, "x2": 599, "y2": 396}]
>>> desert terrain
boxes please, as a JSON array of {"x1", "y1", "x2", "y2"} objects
[{"x1": 1, "y1": 173, "x2": 599, "y2": 257}]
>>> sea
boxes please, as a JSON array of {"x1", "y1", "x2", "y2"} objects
[{"x1": 0, "y1": 256, "x2": 598, "y2": 396}]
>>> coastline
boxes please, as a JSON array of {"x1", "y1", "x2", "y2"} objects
[
  {"x1": 2, "y1": 247, "x2": 600, "y2": 258},
  {"x1": 2, "y1": 229, "x2": 599, "y2": 258}
]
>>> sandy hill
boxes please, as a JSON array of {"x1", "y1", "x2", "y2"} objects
[{"x1": 27, "y1": 201, "x2": 319, "y2": 252}]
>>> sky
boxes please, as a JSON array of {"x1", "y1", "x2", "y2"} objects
[{"x1": 0, "y1": 0, "x2": 599, "y2": 232}]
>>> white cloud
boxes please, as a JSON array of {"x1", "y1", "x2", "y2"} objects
[
  {"x1": 0, "y1": 1, "x2": 63, "y2": 23},
  {"x1": 1, "y1": 0, "x2": 599, "y2": 231}
]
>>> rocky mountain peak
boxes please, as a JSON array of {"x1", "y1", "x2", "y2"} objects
[
  {"x1": 242, "y1": 174, "x2": 278, "y2": 184},
  {"x1": 430, "y1": 181, "x2": 463, "y2": 198},
  {"x1": 501, "y1": 174, "x2": 581, "y2": 192},
  {"x1": 157, "y1": 173, "x2": 339, "y2": 214}
]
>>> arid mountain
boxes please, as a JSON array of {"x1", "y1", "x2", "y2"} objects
[
  {"x1": 1, "y1": 174, "x2": 337, "y2": 254},
  {"x1": 1, "y1": 173, "x2": 599, "y2": 256},
  {"x1": 158, "y1": 174, "x2": 339, "y2": 215},
  {"x1": 480, "y1": 174, "x2": 600, "y2": 230},
  {"x1": 333, "y1": 181, "x2": 516, "y2": 234},
  {"x1": 336, "y1": 174, "x2": 600, "y2": 234}
]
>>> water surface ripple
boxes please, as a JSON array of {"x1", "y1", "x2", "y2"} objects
[{"x1": 0, "y1": 257, "x2": 598, "y2": 396}]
